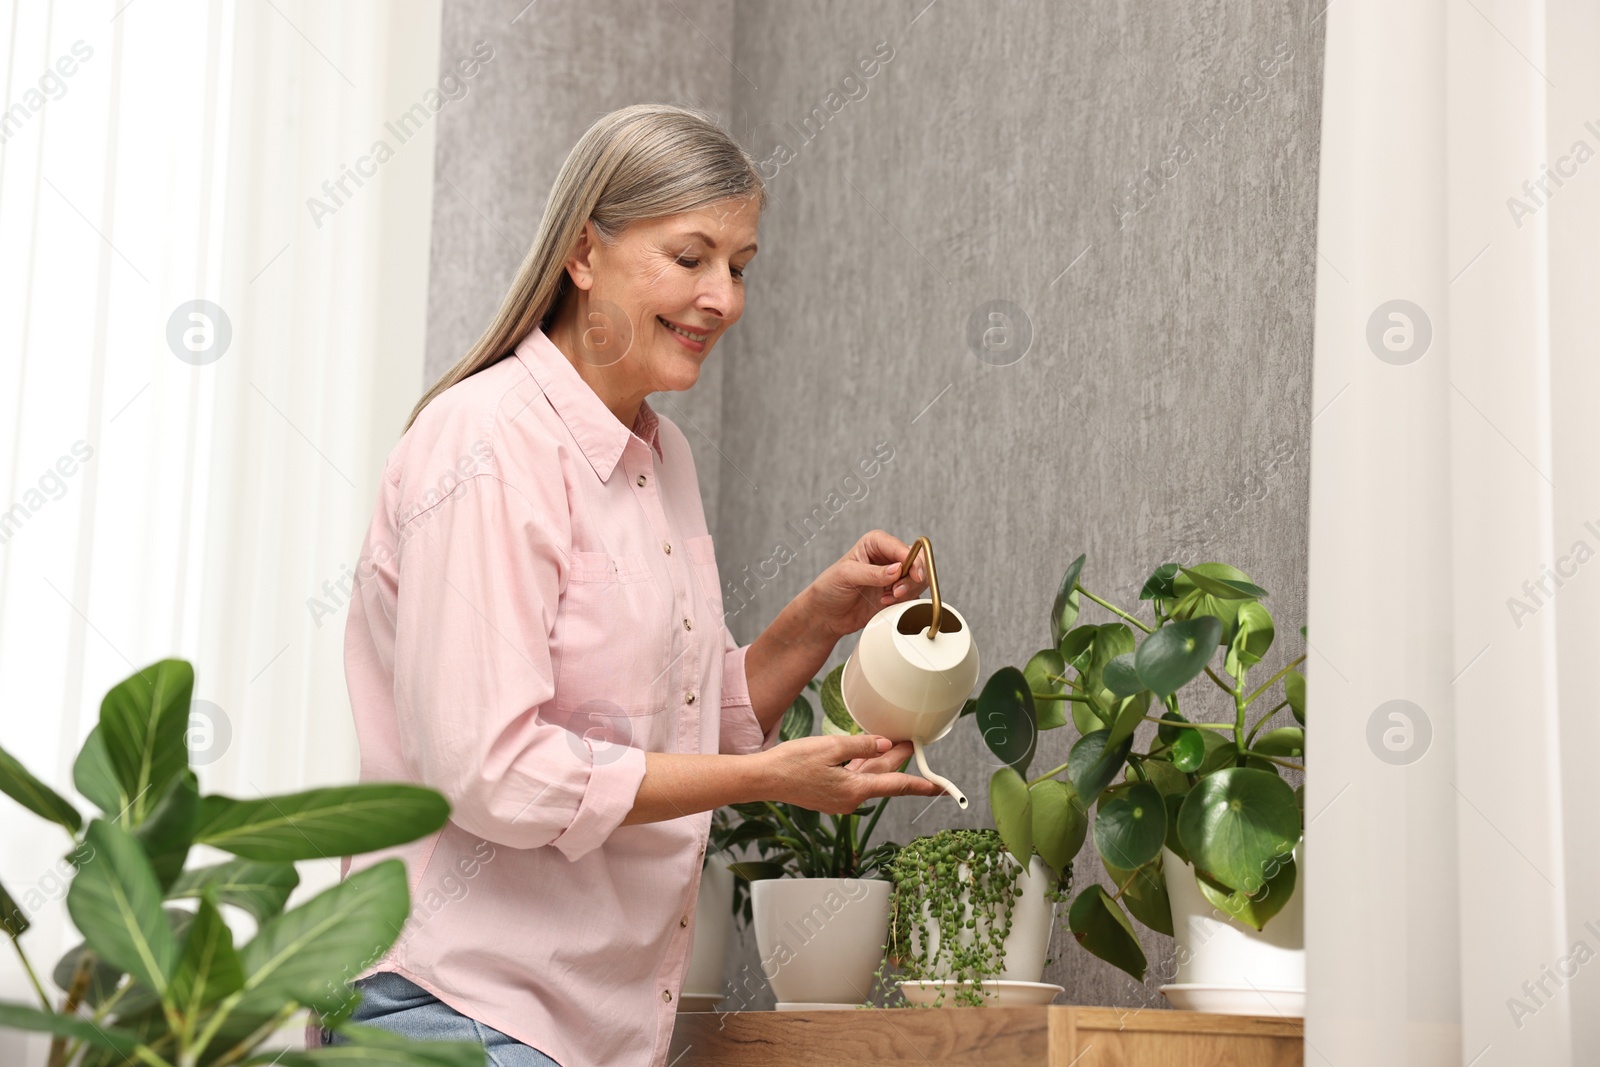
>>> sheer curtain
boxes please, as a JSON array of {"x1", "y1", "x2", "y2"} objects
[
  {"x1": 0, "y1": 1, "x2": 440, "y2": 1058},
  {"x1": 1307, "y1": 0, "x2": 1600, "y2": 1063}
]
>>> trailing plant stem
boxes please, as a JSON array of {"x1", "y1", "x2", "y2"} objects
[{"x1": 1076, "y1": 587, "x2": 1154, "y2": 634}]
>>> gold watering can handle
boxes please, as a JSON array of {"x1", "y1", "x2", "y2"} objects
[{"x1": 899, "y1": 536, "x2": 941, "y2": 639}]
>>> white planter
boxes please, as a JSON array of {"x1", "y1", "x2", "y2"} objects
[
  {"x1": 680, "y1": 857, "x2": 734, "y2": 1008},
  {"x1": 1161, "y1": 845, "x2": 1305, "y2": 1014},
  {"x1": 909, "y1": 853, "x2": 1058, "y2": 983},
  {"x1": 751, "y1": 877, "x2": 891, "y2": 1009}
]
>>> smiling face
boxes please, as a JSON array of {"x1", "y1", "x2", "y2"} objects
[{"x1": 554, "y1": 194, "x2": 760, "y2": 402}]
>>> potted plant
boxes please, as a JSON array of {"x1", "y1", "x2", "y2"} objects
[
  {"x1": 873, "y1": 827, "x2": 1072, "y2": 1007},
  {"x1": 720, "y1": 674, "x2": 911, "y2": 1010},
  {"x1": 0, "y1": 658, "x2": 479, "y2": 1065},
  {"x1": 970, "y1": 557, "x2": 1307, "y2": 1013}
]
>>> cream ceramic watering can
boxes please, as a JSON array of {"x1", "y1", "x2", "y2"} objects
[{"x1": 840, "y1": 537, "x2": 978, "y2": 809}]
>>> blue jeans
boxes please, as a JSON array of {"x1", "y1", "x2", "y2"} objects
[{"x1": 324, "y1": 971, "x2": 562, "y2": 1067}]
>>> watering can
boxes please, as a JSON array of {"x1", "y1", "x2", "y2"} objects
[{"x1": 840, "y1": 536, "x2": 978, "y2": 809}]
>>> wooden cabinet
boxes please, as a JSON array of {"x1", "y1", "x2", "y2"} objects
[{"x1": 669, "y1": 1005, "x2": 1304, "y2": 1066}]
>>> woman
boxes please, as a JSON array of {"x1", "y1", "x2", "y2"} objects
[{"x1": 325, "y1": 104, "x2": 945, "y2": 1067}]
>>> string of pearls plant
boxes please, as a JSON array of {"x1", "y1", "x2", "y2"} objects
[{"x1": 873, "y1": 828, "x2": 1072, "y2": 1007}]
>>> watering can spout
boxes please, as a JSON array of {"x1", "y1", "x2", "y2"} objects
[{"x1": 913, "y1": 736, "x2": 969, "y2": 808}]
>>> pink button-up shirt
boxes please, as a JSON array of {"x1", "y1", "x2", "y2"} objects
[{"x1": 339, "y1": 326, "x2": 783, "y2": 1067}]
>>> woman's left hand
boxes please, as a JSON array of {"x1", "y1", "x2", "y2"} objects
[{"x1": 805, "y1": 530, "x2": 930, "y2": 640}]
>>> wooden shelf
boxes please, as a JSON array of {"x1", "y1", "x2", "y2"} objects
[{"x1": 669, "y1": 1005, "x2": 1304, "y2": 1066}]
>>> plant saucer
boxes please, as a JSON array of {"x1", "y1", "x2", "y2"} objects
[
  {"x1": 1159, "y1": 983, "x2": 1305, "y2": 1017},
  {"x1": 897, "y1": 979, "x2": 1064, "y2": 1007}
]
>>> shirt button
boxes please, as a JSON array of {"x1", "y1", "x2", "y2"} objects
[
  {"x1": 662, "y1": 989, "x2": 673, "y2": 1003},
  {"x1": 663, "y1": 542, "x2": 672, "y2": 555},
  {"x1": 683, "y1": 617, "x2": 693, "y2": 631},
  {"x1": 685, "y1": 692, "x2": 696, "y2": 705},
  {"x1": 636, "y1": 474, "x2": 646, "y2": 487},
  {"x1": 679, "y1": 916, "x2": 689, "y2": 928}
]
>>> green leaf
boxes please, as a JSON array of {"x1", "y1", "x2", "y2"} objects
[
  {"x1": 1093, "y1": 782, "x2": 1166, "y2": 870},
  {"x1": 1230, "y1": 602, "x2": 1275, "y2": 670},
  {"x1": 727, "y1": 860, "x2": 788, "y2": 882},
  {"x1": 1164, "y1": 793, "x2": 1189, "y2": 864},
  {"x1": 238, "y1": 860, "x2": 409, "y2": 1012},
  {"x1": 1023, "y1": 649, "x2": 1070, "y2": 731},
  {"x1": 100, "y1": 658, "x2": 194, "y2": 826},
  {"x1": 73, "y1": 725, "x2": 127, "y2": 819},
  {"x1": 1058, "y1": 624, "x2": 1099, "y2": 669},
  {"x1": 1178, "y1": 565, "x2": 1267, "y2": 600},
  {"x1": 820, "y1": 663, "x2": 858, "y2": 734},
  {"x1": 1176, "y1": 768, "x2": 1301, "y2": 895},
  {"x1": 0, "y1": 743, "x2": 82, "y2": 832},
  {"x1": 262, "y1": 1020, "x2": 487, "y2": 1066},
  {"x1": 51, "y1": 942, "x2": 124, "y2": 1007},
  {"x1": 194, "y1": 785, "x2": 450, "y2": 861},
  {"x1": 1086, "y1": 624, "x2": 1136, "y2": 699},
  {"x1": 1134, "y1": 617, "x2": 1222, "y2": 699},
  {"x1": 1102, "y1": 653, "x2": 1144, "y2": 699},
  {"x1": 1067, "y1": 730, "x2": 1132, "y2": 805},
  {"x1": 1072, "y1": 701, "x2": 1107, "y2": 735},
  {"x1": 1253, "y1": 728, "x2": 1305, "y2": 759},
  {"x1": 975, "y1": 667, "x2": 1036, "y2": 775},
  {"x1": 65, "y1": 819, "x2": 177, "y2": 996},
  {"x1": 990, "y1": 767, "x2": 1033, "y2": 865},
  {"x1": 1104, "y1": 858, "x2": 1173, "y2": 936},
  {"x1": 1137, "y1": 758, "x2": 1189, "y2": 798},
  {"x1": 1, "y1": 878, "x2": 27, "y2": 938},
  {"x1": 1195, "y1": 853, "x2": 1298, "y2": 931},
  {"x1": 1170, "y1": 729, "x2": 1205, "y2": 772},
  {"x1": 1139, "y1": 563, "x2": 1180, "y2": 601},
  {"x1": 780, "y1": 694, "x2": 815, "y2": 742},
  {"x1": 1030, "y1": 779, "x2": 1087, "y2": 879},
  {"x1": 1051, "y1": 554, "x2": 1086, "y2": 646},
  {"x1": 169, "y1": 891, "x2": 244, "y2": 1015},
  {"x1": 168, "y1": 860, "x2": 300, "y2": 924},
  {"x1": 1068, "y1": 885, "x2": 1146, "y2": 981},
  {"x1": 134, "y1": 770, "x2": 199, "y2": 890},
  {"x1": 1285, "y1": 670, "x2": 1306, "y2": 725},
  {"x1": 1106, "y1": 691, "x2": 1152, "y2": 749},
  {"x1": 0, "y1": 1001, "x2": 143, "y2": 1056}
]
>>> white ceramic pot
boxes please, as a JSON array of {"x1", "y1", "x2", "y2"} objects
[
  {"x1": 680, "y1": 857, "x2": 734, "y2": 1009},
  {"x1": 751, "y1": 877, "x2": 891, "y2": 1010},
  {"x1": 909, "y1": 853, "x2": 1058, "y2": 983},
  {"x1": 1161, "y1": 845, "x2": 1304, "y2": 1011}
]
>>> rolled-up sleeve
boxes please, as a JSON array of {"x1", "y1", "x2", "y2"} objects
[
  {"x1": 718, "y1": 633, "x2": 784, "y2": 755},
  {"x1": 391, "y1": 468, "x2": 646, "y2": 862}
]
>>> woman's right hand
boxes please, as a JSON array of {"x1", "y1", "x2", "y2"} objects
[{"x1": 759, "y1": 734, "x2": 946, "y2": 815}]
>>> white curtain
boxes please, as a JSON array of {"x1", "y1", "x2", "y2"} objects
[
  {"x1": 1308, "y1": 0, "x2": 1600, "y2": 1063},
  {"x1": 0, "y1": 1, "x2": 440, "y2": 1059}
]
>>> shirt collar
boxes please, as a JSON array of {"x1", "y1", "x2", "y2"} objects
[{"x1": 513, "y1": 326, "x2": 663, "y2": 482}]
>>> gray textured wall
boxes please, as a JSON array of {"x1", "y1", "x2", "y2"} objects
[{"x1": 427, "y1": 0, "x2": 1322, "y2": 1014}]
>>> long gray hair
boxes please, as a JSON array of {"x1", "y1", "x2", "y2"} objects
[{"x1": 405, "y1": 103, "x2": 766, "y2": 432}]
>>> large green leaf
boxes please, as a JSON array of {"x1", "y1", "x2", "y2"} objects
[
  {"x1": 1050, "y1": 554, "x2": 1086, "y2": 646},
  {"x1": 169, "y1": 891, "x2": 244, "y2": 1016},
  {"x1": 135, "y1": 770, "x2": 200, "y2": 890},
  {"x1": 1138, "y1": 563, "x2": 1180, "y2": 601},
  {"x1": 975, "y1": 667, "x2": 1036, "y2": 774},
  {"x1": 1227, "y1": 602, "x2": 1275, "y2": 674},
  {"x1": 1178, "y1": 565, "x2": 1267, "y2": 600},
  {"x1": 1068, "y1": 885, "x2": 1146, "y2": 981},
  {"x1": 1285, "y1": 670, "x2": 1306, "y2": 725},
  {"x1": 1101, "y1": 654, "x2": 1144, "y2": 699},
  {"x1": 1, "y1": 878, "x2": 27, "y2": 938},
  {"x1": 73, "y1": 725, "x2": 127, "y2": 819},
  {"x1": 0, "y1": 743, "x2": 82, "y2": 832},
  {"x1": 1171, "y1": 564, "x2": 1257, "y2": 644},
  {"x1": 1030, "y1": 779, "x2": 1087, "y2": 879},
  {"x1": 1134, "y1": 617, "x2": 1222, "y2": 699},
  {"x1": 1195, "y1": 853, "x2": 1298, "y2": 931},
  {"x1": 779, "y1": 694, "x2": 815, "y2": 742},
  {"x1": 1094, "y1": 782, "x2": 1166, "y2": 870},
  {"x1": 1086, "y1": 624, "x2": 1136, "y2": 701},
  {"x1": 256, "y1": 1020, "x2": 487, "y2": 1066},
  {"x1": 1103, "y1": 858, "x2": 1173, "y2": 936},
  {"x1": 1253, "y1": 728, "x2": 1305, "y2": 759},
  {"x1": 65, "y1": 820, "x2": 177, "y2": 996},
  {"x1": 1176, "y1": 768, "x2": 1301, "y2": 895},
  {"x1": 237, "y1": 860, "x2": 410, "y2": 1013},
  {"x1": 51, "y1": 942, "x2": 124, "y2": 1007},
  {"x1": 1106, "y1": 692, "x2": 1152, "y2": 749},
  {"x1": 168, "y1": 860, "x2": 299, "y2": 924},
  {"x1": 819, "y1": 663, "x2": 859, "y2": 734},
  {"x1": 100, "y1": 658, "x2": 194, "y2": 826},
  {"x1": 0, "y1": 1001, "x2": 143, "y2": 1056},
  {"x1": 1024, "y1": 649, "x2": 1070, "y2": 731},
  {"x1": 1067, "y1": 730, "x2": 1132, "y2": 805},
  {"x1": 1058, "y1": 624, "x2": 1099, "y2": 669},
  {"x1": 989, "y1": 767, "x2": 1033, "y2": 866},
  {"x1": 194, "y1": 785, "x2": 450, "y2": 861}
]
